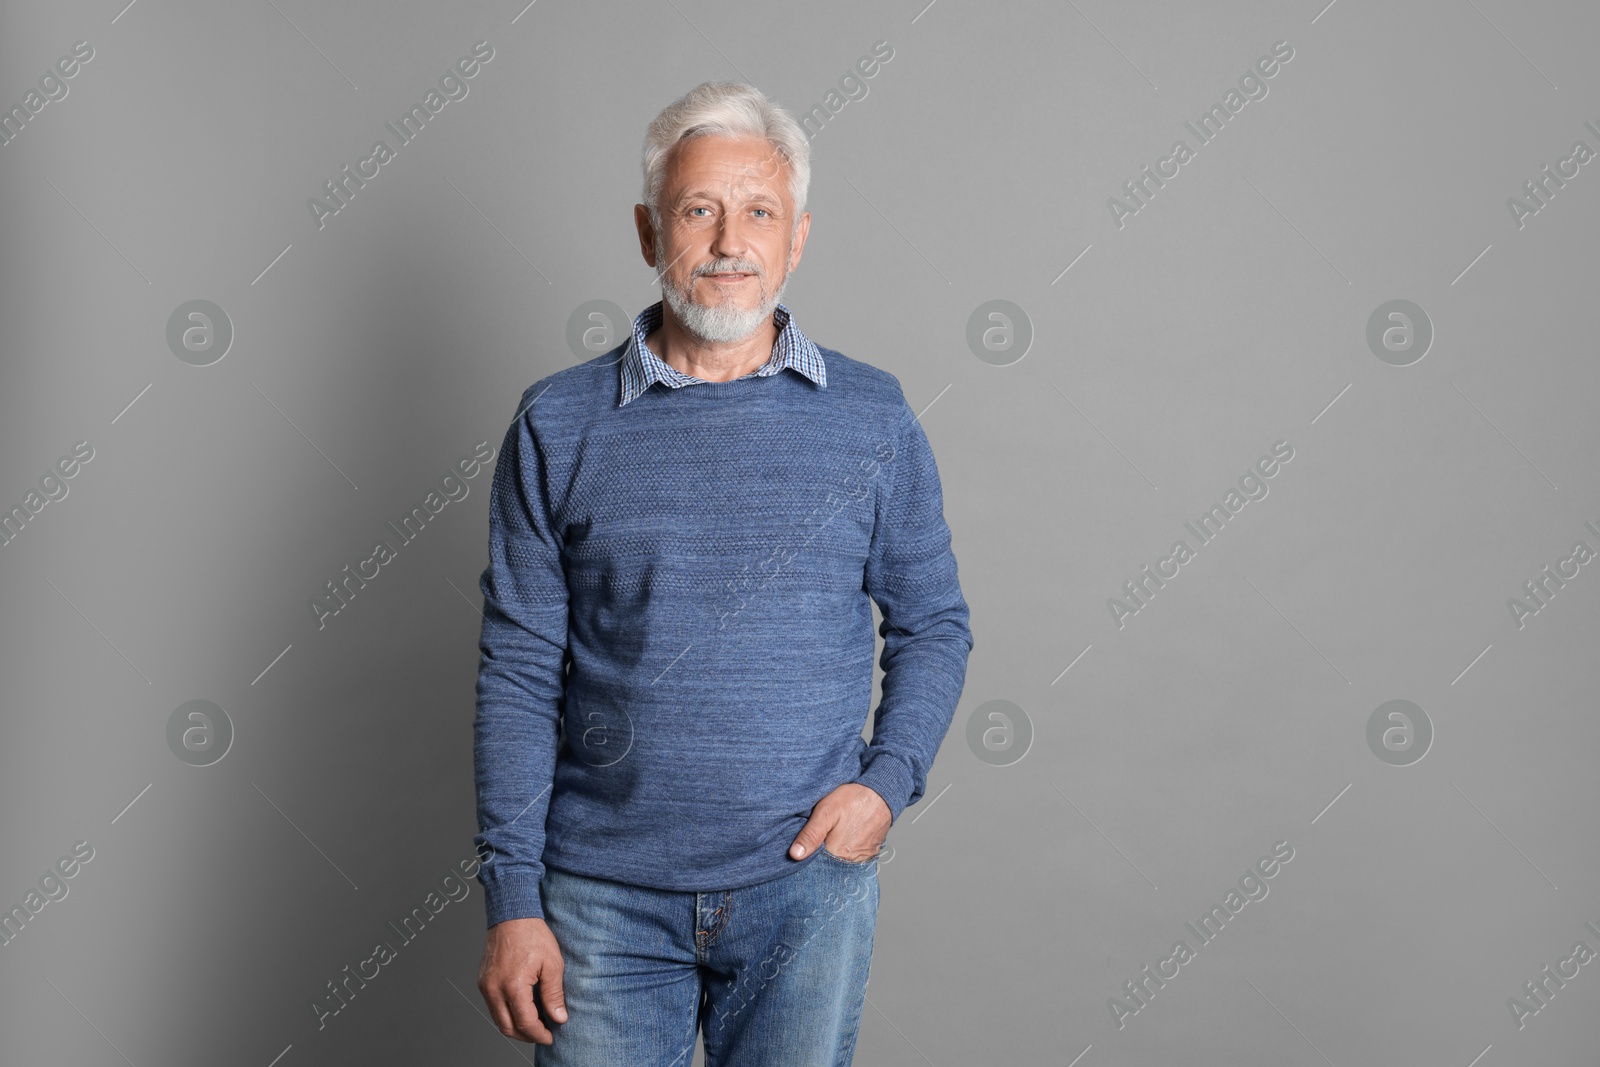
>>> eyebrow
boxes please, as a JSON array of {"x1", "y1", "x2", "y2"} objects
[{"x1": 674, "y1": 188, "x2": 783, "y2": 206}]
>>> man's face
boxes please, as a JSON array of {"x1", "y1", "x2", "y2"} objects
[{"x1": 637, "y1": 134, "x2": 810, "y2": 345}]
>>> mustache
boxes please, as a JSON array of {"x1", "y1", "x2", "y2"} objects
[{"x1": 692, "y1": 259, "x2": 763, "y2": 278}]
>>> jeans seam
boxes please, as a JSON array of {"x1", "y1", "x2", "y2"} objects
[{"x1": 696, "y1": 889, "x2": 732, "y2": 951}]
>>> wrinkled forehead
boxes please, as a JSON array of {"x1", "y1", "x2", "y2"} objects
[{"x1": 662, "y1": 134, "x2": 793, "y2": 205}]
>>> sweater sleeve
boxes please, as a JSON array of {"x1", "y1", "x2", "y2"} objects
[
  {"x1": 472, "y1": 396, "x2": 568, "y2": 925},
  {"x1": 855, "y1": 401, "x2": 975, "y2": 823}
]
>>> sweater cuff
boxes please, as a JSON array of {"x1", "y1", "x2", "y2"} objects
[
  {"x1": 479, "y1": 863, "x2": 546, "y2": 926},
  {"x1": 856, "y1": 751, "x2": 917, "y2": 824}
]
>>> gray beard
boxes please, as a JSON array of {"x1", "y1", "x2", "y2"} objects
[{"x1": 656, "y1": 240, "x2": 789, "y2": 345}]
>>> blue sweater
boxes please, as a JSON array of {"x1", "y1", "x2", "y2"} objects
[{"x1": 472, "y1": 304, "x2": 974, "y2": 925}]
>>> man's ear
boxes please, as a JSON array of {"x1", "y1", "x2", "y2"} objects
[
  {"x1": 788, "y1": 211, "x2": 812, "y2": 273},
  {"x1": 634, "y1": 204, "x2": 658, "y2": 267}
]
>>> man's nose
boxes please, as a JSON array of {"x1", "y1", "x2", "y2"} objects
[{"x1": 709, "y1": 211, "x2": 754, "y2": 261}]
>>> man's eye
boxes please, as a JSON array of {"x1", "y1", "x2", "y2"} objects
[
  {"x1": 752, "y1": 208, "x2": 770, "y2": 217},
  {"x1": 689, "y1": 207, "x2": 713, "y2": 217}
]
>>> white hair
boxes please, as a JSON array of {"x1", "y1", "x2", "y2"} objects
[{"x1": 641, "y1": 81, "x2": 811, "y2": 231}]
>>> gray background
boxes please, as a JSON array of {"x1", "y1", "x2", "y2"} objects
[{"x1": 2, "y1": 0, "x2": 1596, "y2": 1064}]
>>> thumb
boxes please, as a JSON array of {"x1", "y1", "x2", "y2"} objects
[
  {"x1": 789, "y1": 814, "x2": 831, "y2": 860},
  {"x1": 539, "y1": 959, "x2": 569, "y2": 1024}
]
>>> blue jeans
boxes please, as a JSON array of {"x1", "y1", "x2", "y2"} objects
[{"x1": 532, "y1": 845, "x2": 880, "y2": 1066}]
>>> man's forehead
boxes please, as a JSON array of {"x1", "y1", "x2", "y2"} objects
[
  {"x1": 664, "y1": 137, "x2": 789, "y2": 198},
  {"x1": 672, "y1": 181, "x2": 784, "y2": 204}
]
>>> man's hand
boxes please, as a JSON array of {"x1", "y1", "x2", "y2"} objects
[
  {"x1": 478, "y1": 916, "x2": 568, "y2": 1044},
  {"x1": 789, "y1": 782, "x2": 892, "y2": 862}
]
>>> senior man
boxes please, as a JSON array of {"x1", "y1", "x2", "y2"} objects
[{"x1": 472, "y1": 80, "x2": 973, "y2": 1065}]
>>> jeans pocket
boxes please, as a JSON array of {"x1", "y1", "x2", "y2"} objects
[{"x1": 818, "y1": 842, "x2": 879, "y2": 867}]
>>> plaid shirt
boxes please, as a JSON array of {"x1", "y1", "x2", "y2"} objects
[{"x1": 618, "y1": 300, "x2": 828, "y2": 407}]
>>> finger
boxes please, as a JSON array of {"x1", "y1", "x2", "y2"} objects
[
  {"x1": 789, "y1": 815, "x2": 830, "y2": 859},
  {"x1": 537, "y1": 959, "x2": 570, "y2": 1025},
  {"x1": 503, "y1": 978, "x2": 555, "y2": 1044},
  {"x1": 481, "y1": 983, "x2": 516, "y2": 1038}
]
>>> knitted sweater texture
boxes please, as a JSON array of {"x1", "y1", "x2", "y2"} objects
[{"x1": 472, "y1": 318, "x2": 973, "y2": 925}]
